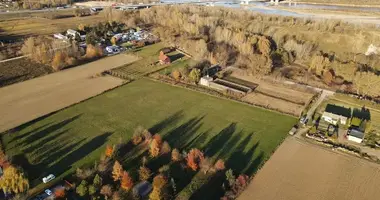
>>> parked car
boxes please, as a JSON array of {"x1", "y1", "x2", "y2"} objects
[
  {"x1": 105, "y1": 46, "x2": 121, "y2": 55},
  {"x1": 300, "y1": 115, "x2": 308, "y2": 124},
  {"x1": 45, "y1": 189, "x2": 53, "y2": 196},
  {"x1": 42, "y1": 174, "x2": 55, "y2": 183}
]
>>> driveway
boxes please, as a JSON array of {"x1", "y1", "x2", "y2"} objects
[{"x1": 0, "y1": 54, "x2": 138, "y2": 132}]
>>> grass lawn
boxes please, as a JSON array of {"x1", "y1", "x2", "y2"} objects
[{"x1": 2, "y1": 79, "x2": 296, "y2": 197}]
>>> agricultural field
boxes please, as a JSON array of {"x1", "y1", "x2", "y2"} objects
[
  {"x1": 229, "y1": 71, "x2": 316, "y2": 116},
  {"x1": 110, "y1": 43, "x2": 192, "y2": 80},
  {"x1": 0, "y1": 58, "x2": 52, "y2": 87},
  {"x1": 2, "y1": 78, "x2": 296, "y2": 197},
  {"x1": 239, "y1": 137, "x2": 380, "y2": 200}
]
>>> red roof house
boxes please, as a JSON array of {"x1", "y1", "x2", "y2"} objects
[{"x1": 159, "y1": 51, "x2": 171, "y2": 65}]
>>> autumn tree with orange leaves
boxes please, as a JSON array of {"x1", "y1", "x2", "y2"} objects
[
  {"x1": 112, "y1": 161, "x2": 123, "y2": 181},
  {"x1": 149, "y1": 134, "x2": 162, "y2": 157},
  {"x1": 171, "y1": 149, "x2": 181, "y2": 162},
  {"x1": 54, "y1": 188, "x2": 66, "y2": 198},
  {"x1": 121, "y1": 171, "x2": 134, "y2": 191},
  {"x1": 186, "y1": 148, "x2": 204, "y2": 171}
]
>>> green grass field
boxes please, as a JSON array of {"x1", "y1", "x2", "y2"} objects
[{"x1": 2, "y1": 79, "x2": 296, "y2": 196}]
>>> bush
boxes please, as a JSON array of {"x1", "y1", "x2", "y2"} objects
[{"x1": 86, "y1": 45, "x2": 104, "y2": 59}]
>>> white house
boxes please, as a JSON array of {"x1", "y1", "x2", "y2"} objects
[
  {"x1": 199, "y1": 76, "x2": 213, "y2": 87},
  {"x1": 347, "y1": 128, "x2": 364, "y2": 143}
]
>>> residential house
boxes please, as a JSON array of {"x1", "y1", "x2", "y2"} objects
[
  {"x1": 347, "y1": 128, "x2": 364, "y2": 143},
  {"x1": 159, "y1": 51, "x2": 171, "y2": 64},
  {"x1": 321, "y1": 104, "x2": 351, "y2": 125}
]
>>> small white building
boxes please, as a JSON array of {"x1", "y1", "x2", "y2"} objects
[
  {"x1": 199, "y1": 76, "x2": 213, "y2": 87},
  {"x1": 347, "y1": 128, "x2": 364, "y2": 143}
]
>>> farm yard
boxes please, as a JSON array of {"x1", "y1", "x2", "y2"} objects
[
  {"x1": 109, "y1": 43, "x2": 192, "y2": 80},
  {"x1": 239, "y1": 137, "x2": 380, "y2": 200},
  {"x1": 2, "y1": 78, "x2": 296, "y2": 198}
]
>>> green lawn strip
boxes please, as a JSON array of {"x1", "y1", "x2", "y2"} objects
[
  {"x1": 159, "y1": 58, "x2": 195, "y2": 75},
  {"x1": 2, "y1": 79, "x2": 296, "y2": 197}
]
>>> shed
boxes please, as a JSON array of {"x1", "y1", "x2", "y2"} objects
[
  {"x1": 321, "y1": 104, "x2": 351, "y2": 125},
  {"x1": 133, "y1": 181, "x2": 152, "y2": 198},
  {"x1": 199, "y1": 76, "x2": 213, "y2": 87},
  {"x1": 347, "y1": 128, "x2": 364, "y2": 143}
]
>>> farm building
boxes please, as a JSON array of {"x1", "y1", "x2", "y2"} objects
[
  {"x1": 321, "y1": 104, "x2": 351, "y2": 125},
  {"x1": 159, "y1": 51, "x2": 171, "y2": 64},
  {"x1": 347, "y1": 128, "x2": 364, "y2": 143}
]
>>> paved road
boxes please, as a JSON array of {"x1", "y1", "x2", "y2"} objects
[{"x1": 0, "y1": 54, "x2": 138, "y2": 132}]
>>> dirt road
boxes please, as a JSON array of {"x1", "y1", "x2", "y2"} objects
[
  {"x1": 239, "y1": 137, "x2": 380, "y2": 200},
  {"x1": 0, "y1": 54, "x2": 138, "y2": 132}
]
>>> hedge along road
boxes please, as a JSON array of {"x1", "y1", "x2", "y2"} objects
[{"x1": 0, "y1": 53, "x2": 138, "y2": 133}]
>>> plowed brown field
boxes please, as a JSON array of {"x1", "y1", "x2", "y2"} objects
[{"x1": 239, "y1": 138, "x2": 380, "y2": 200}]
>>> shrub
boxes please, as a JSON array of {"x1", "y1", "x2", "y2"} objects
[
  {"x1": 106, "y1": 145, "x2": 114, "y2": 157},
  {"x1": 161, "y1": 141, "x2": 171, "y2": 154},
  {"x1": 100, "y1": 185, "x2": 113, "y2": 199},
  {"x1": 172, "y1": 70, "x2": 181, "y2": 81},
  {"x1": 189, "y1": 68, "x2": 201, "y2": 83},
  {"x1": 171, "y1": 148, "x2": 181, "y2": 162},
  {"x1": 214, "y1": 159, "x2": 225, "y2": 171},
  {"x1": 76, "y1": 180, "x2": 88, "y2": 197},
  {"x1": 52, "y1": 51, "x2": 67, "y2": 71}
]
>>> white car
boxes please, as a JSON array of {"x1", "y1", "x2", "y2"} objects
[
  {"x1": 42, "y1": 174, "x2": 55, "y2": 183},
  {"x1": 45, "y1": 189, "x2": 52, "y2": 196}
]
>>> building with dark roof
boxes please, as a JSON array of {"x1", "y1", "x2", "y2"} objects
[{"x1": 321, "y1": 104, "x2": 351, "y2": 125}]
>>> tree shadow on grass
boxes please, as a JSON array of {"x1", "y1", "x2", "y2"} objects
[
  {"x1": 163, "y1": 116, "x2": 205, "y2": 150},
  {"x1": 149, "y1": 110, "x2": 184, "y2": 134},
  {"x1": 7, "y1": 122, "x2": 53, "y2": 144},
  {"x1": 13, "y1": 132, "x2": 112, "y2": 187},
  {"x1": 13, "y1": 114, "x2": 81, "y2": 150}
]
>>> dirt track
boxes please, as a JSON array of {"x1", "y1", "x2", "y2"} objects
[
  {"x1": 239, "y1": 138, "x2": 380, "y2": 200},
  {"x1": 0, "y1": 54, "x2": 138, "y2": 132}
]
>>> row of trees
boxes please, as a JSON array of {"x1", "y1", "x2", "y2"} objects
[{"x1": 71, "y1": 125, "x2": 251, "y2": 200}]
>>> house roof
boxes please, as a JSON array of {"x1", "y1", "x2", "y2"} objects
[
  {"x1": 348, "y1": 128, "x2": 364, "y2": 139},
  {"x1": 325, "y1": 104, "x2": 351, "y2": 118},
  {"x1": 133, "y1": 181, "x2": 152, "y2": 197},
  {"x1": 159, "y1": 51, "x2": 170, "y2": 61}
]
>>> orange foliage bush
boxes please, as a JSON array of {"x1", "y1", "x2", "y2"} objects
[
  {"x1": 54, "y1": 188, "x2": 65, "y2": 198},
  {"x1": 150, "y1": 139, "x2": 160, "y2": 157},
  {"x1": 105, "y1": 145, "x2": 114, "y2": 157},
  {"x1": 186, "y1": 148, "x2": 204, "y2": 171},
  {"x1": 214, "y1": 159, "x2": 225, "y2": 171},
  {"x1": 121, "y1": 171, "x2": 134, "y2": 191},
  {"x1": 86, "y1": 44, "x2": 103, "y2": 59},
  {"x1": 161, "y1": 141, "x2": 171, "y2": 154}
]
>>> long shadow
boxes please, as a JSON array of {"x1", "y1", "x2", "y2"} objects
[
  {"x1": 7, "y1": 122, "x2": 53, "y2": 144},
  {"x1": 17, "y1": 115, "x2": 81, "y2": 148},
  {"x1": 22, "y1": 129, "x2": 70, "y2": 153},
  {"x1": 203, "y1": 123, "x2": 237, "y2": 157},
  {"x1": 149, "y1": 110, "x2": 183, "y2": 134},
  {"x1": 0, "y1": 74, "x2": 26, "y2": 86},
  {"x1": 163, "y1": 116, "x2": 205, "y2": 150},
  {"x1": 50, "y1": 132, "x2": 113, "y2": 174}
]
